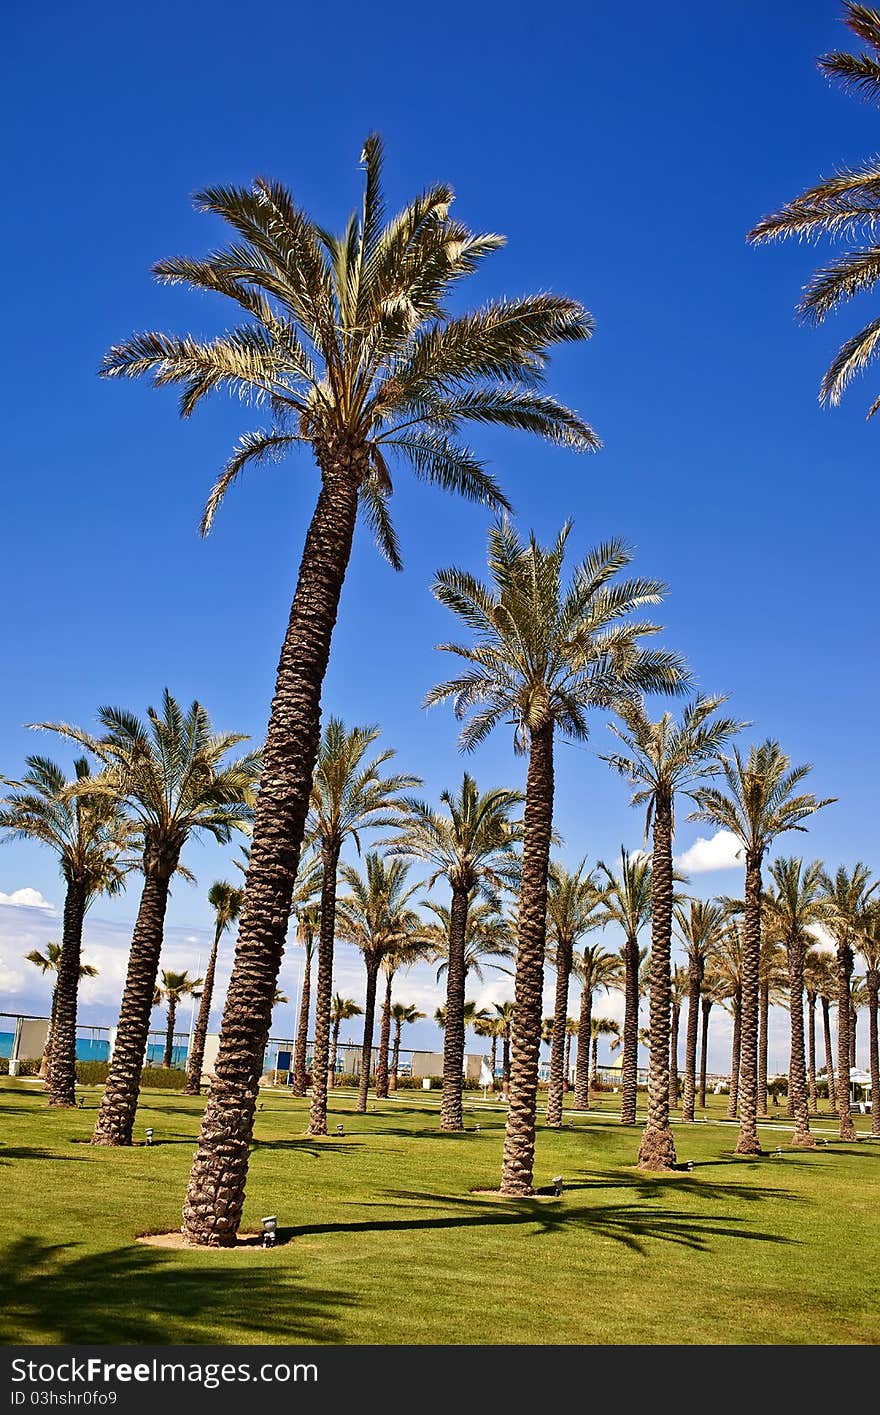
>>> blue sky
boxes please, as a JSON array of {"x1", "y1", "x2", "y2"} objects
[{"x1": 1, "y1": 1, "x2": 877, "y2": 1071}]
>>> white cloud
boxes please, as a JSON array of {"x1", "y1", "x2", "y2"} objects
[
  {"x1": 0, "y1": 887, "x2": 56, "y2": 911},
  {"x1": 675, "y1": 829, "x2": 742, "y2": 875}
]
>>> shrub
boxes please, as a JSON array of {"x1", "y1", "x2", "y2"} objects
[
  {"x1": 74, "y1": 1061, "x2": 188, "y2": 1090},
  {"x1": 0, "y1": 1058, "x2": 42, "y2": 1076}
]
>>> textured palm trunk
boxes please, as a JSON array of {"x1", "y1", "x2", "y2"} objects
[
  {"x1": 500, "y1": 721, "x2": 554, "y2": 1196},
  {"x1": 669, "y1": 1003, "x2": 681, "y2": 1104},
  {"x1": 850, "y1": 1008, "x2": 857, "y2": 1068},
  {"x1": 806, "y1": 991, "x2": 818, "y2": 1116},
  {"x1": 390, "y1": 1020, "x2": 402, "y2": 1091},
  {"x1": 375, "y1": 971, "x2": 393, "y2": 1099},
  {"x1": 564, "y1": 1032, "x2": 572, "y2": 1087},
  {"x1": 489, "y1": 1035, "x2": 497, "y2": 1090},
  {"x1": 727, "y1": 990, "x2": 741, "y2": 1120},
  {"x1": 181, "y1": 445, "x2": 362, "y2": 1245},
  {"x1": 620, "y1": 935, "x2": 640, "y2": 1125},
  {"x1": 681, "y1": 960, "x2": 702, "y2": 1123},
  {"x1": 836, "y1": 944, "x2": 857, "y2": 1141},
  {"x1": 639, "y1": 795, "x2": 676, "y2": 1167},
  {"x1": 757, "y1": 980, "x2": 769, "y2": 1119},
  {"x1": 867, "y1": 970, "x2": 879, "y2": 1138},
  {"x1": 574, "y1": 963, "x2": 593, "y2": 1110},
  {"x1": 291, "y1": 943, "x2": 312, "y2": 1097},
  {"x1": 698, "y1": 997, "x2": 712, "y2": 1109},
  {"x1": 440, "y1": 884, "x2": 469, "y2": 1131},
  {"x1": 545, "y1": 938, "x2": 572, "y2": 1127},
  {"x1": 92, "y1": 860, "x2": 176, "y2": 1146},
  {"x1": 787, "y1": 939, "x2": 814, "y2": 1147},
  {"x1": 735, "y1": 852, "x2": 763, "y2": 1154},
  {"x1": 821, "y1": 996, "x2": 836, "y2": 1111},
  {"x1": 48, "y1": 881, "x2": 88, "y2": 1107},
  {"x1": 356, "y1": 957, "x2": 380, "y2": 1114},
  {"x1": 591, "y1": 1036, "x2": 600, "y2": 1086},
  {"x1": 41, "y1": 985, "x2": 58, "y2": 1083},
  {"x1": 308, "y1": 840, "x2": 341, "y2": 1135},
  {"x1": 502, "y1": 1033, "x2": 511, "y2": 1100},
  {"x1": 163, "y1": 997, "x2": 178, "y2": 1069},
  {"x1": 185, "y1": 926, "x2": 221, "y2": 1096}
]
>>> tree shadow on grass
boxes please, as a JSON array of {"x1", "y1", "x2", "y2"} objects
[
  {"x1": 250, "y1": 1138, "x2": 364, "y2": 1156},
  {"x1": 279, "y1": 1188, "x2": 794, "y2": 1258},
  {"x1": 0, "y1": 1236, "x2": 354, "y2": 1345},
  {"x1": 0, "y1": 1146, "x2": 92, "y2": 1165},
  {"x1": 559, "y1": 1169, "x2": 794, "y2": 1204}
]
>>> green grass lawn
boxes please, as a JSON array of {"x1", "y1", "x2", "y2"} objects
[{"x1": 1, "y1": 1078, "x2": 878, "y2": 1345}]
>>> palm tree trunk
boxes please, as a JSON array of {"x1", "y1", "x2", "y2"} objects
[
  {"x1": 564, "y1": 1031, "x2": 572, "y2": 1087},
  {"x1": 806, "y1": 991, "x2": 818, "y2": 1116},
  {"x1": 328, "y1": 1019, "x2": 340, "y2": 1091},
  {"x1": 163, "y1": 997, "x2": 177, "y2": 1069},
  {"x1": 698, "y1": 996, "x2": 712, "y2": 1109},
  {"x1": 489, "y1": 1034, "x2": 497, "y2": 1089},
  {"x1": 185, "y1": 926, "x2": 221, "y2": 1096},
  {"x1": 291, "y1": 943, "x2": 312, "y2": 1097},
  {"x1": 836, "y1": 944, "x2": 857, "y2": 1141},
  {"x1": 867, "y1": 969, "x2": 879, "y2": 1139},
  {"x1": 639, "y1": 794, "x2": 676, "y2": 1167},
  {"x1": 591, "y1": 1035, "x2": 599, "y2": 1086},
  {"x1": 727, "y1": 990, "x2": 741, "y2": 1120},
  {"x1": 757, "y1": 979, "x2": 769, "y2": 1119},
  {"x1": 391, "y1": 1019, "x2": 402, "y2": 1091},
  {"x1": 440, "y1": 883, "x2": 469, "y2": 1131},
  {"x1": 500, "y1": 721, "x2": 554, "y2": 1196},
  {"x1": 375, "y1": 971, "x2": 393, "y2": 1099},
  {"x1": 308, "y1": 839, "x2": 341, "y2": 1135},
  {"x1": 546, "y1": 939, "x2": 572, "y2": 1127},
  {"x1": 821, "y1": 995, "x2": 836, "y2": 1111},
  {"x1": 41, "y1": 983, "x2": 58, "y2": 1083},
  {"x1": 670, "y1": 1004, "x2": 681, "y2": 1104},
  {"x1": 92, "y1": 862, "x2": 175, "y2": 1146},
  {"x1": 47, "y1": 881, "x2": 88, "y2": 1108},
  {"x1": 681, "y1": 961, "x2": 702, "y2": 1123},
  {"x1": 574, "y1": 968, "x2": 593, "y2": 1110},
  {"x1": 356, "y1": 957, "x2": 380, "y2": 1114},
  {"x1": 850, "y1": 1007, "x2": 857, "y2": 1068},
  {"x1": 502, "y1": 1033, "x2": 511, "y2": 1100},
  {"x1": 621, "y1": 936, "x2": 640, "y2": 1126},
  {"x1": 182, "y1": 451, "x2": 361, "y2": 1244},
  {"x1": 785, "y1": 1062, "x2": 795, "y2": 1118},
  {"x1": 787, "y1": 939, "x2": 814, "y2": 1147},
  {"x1": 735, "y1": 851, "x2": 763, "y2": 1154}
]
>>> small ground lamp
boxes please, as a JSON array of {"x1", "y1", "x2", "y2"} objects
[
  {"x1": 552, "y1": 1175, "x2": 564, "y2": 1197},
  {"x1": 685, "y1": 1159, "x2": 695, "y2": 1172},
  {"x1": 336, "y1": 1123, "x2": 344, "y2": 1136},
  {"x1": 262, "y1": 1214, "x2": 277, "y2": 1249},
  {"x1": 144, "y1": 1127, "x2": 154, "y2": 1146}
]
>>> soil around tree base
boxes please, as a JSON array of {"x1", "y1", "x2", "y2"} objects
[
  {"x1": 137, "y1": 1231, "x2": 286, "y2": 1251},
  {"x1": 637, "y1": 1124, "x2": 677, "y2": 1170}
]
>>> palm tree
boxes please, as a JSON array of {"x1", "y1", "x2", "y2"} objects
[
  {"x1": 669, "y1": 963, "x2": 688, "y2": 1106},
  {"x1": 674, "y1": 899, "x2": 725, "y2": 1122},
  {"x1": 803, "y1": 949, "x2": 826, "y2": 1115},
  {"x1": 388, "y1": 773, "x2": 520, "y2": 1131},
  {"x1": 747, "y1": 2, "x2": 880, "y2": 417},
  {"x1": 601, "y1": 695, "x2": 742, "y2": 1167},
  {"x1": 820, "y1": 863, "x2": 878, "y2": 1138},
  {"x1": 572, "y1": 944, "x2": 623, "y2": 1109},
  {"x1": 858, "y1": 917, "x2": 880, "y2": 1137},
  {"x1": 434, "y1": 999, "x2": 492, "y2": 1033},
  {"x1": 698, "y1": 966, "x2": 725, "y2": 1109},
  {"x1": 545, "y1": 859, "x2": 601, "y2": 1126},
  {"x1": 593, "y1": 850, "x2": 653, "y2": 1126},
  {"x1": 563, "y1": 1017, "x2": 579, "y2": 1088},
  {"x1": 389, "y1": 1003, "x2": 425, "y2": 1090},
  {"x1": 489, "y1": 1001, "x2": 515, "y2": 1098},
  {"x1": 429, "y1": 517, "x2": 685, "y2": 1194},
  {"x1": 763, "y1": 858, "x2": 833, "y2": 1146},
  {"x1": 39, "y1": 692, "x2": 259, "y2": 1145},
  {"x1": 1, "y1": 756, "x2": 129, "y2": 1107},
  {"x1": 25, "y1": 942, "x2": 99, "y2": 1080},
  {"x1": 757, "y1": 935, "x2": 788, "y2": 1119},
  {"x1": 813, "y1": 952, "x2": 839, "y2": 1112},
  {"x1": 306, "y1": 720, "x2": 417, "y2": 1132},
  {"x1": 185, "y1": 880, "x2": 244, "y2": 1095},
  {"x1": 850, "y1": 975, "x2": 869, "y2": 1067},
  {"x1": 715, "y1": 923, "x2": 745, "y2": 1118},
  {"x1": 336, "y1": 853, "x2": 422, "y2": 1113},
  {"x1": 155, "y1": 970, "x2": 203, "y2": 1068},
  {"x1": 691, "y1": 741, "x2": 832, "y2": 1154},
  {"x1": 375, "y1": 931, "x2": 433, "y2": 1099},
  {"x1": 328, "y1": 994, "x2": 363, "y2": 1088},
  {"x1": 290, "y1": 904, "x2": 319, "y2": 1097},
  {"x1": 591, "y1": 1017, "x2": 621, "y2": 1088},
  {"x1": 105, "y1": 139, "x2": 601, "y2": 1245}
]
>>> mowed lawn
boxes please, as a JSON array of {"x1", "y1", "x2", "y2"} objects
[{"x1": 1, "y1": 1079, "x2": 878, "y2": 1346}]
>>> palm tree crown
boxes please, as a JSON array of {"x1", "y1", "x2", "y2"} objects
[
  {"x1": 389, "y1": 772, "x2": 521, "y2": 897},
  {"x1": 26, "y1": 942, "x2": 98, "y2": 982},
  {"x1": 308, "y1": 718, "x2": 418, "y2": 855},
  {"x1": 690, "y1": 741, "x2": 834, "y2": 859}
]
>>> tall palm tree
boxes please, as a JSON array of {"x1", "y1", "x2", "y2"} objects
[
  {"x1": 820, "y1": 863, "x2": 878, "y2": 1138},
  {"x1": 812, "y1": 951, "x2": 839, "y2": 1111},
  {"x1": 747, "y1": 2, "x2": 880, "y2": 417},
  {"x1": 290, "y1": 904, "x2": 320, "y2": 1097},
  {"x1": 591, "y1": 1016, "x2": 621, "y2": 1089},
  {"x1": 674, "y1": 899, "x2": 725, "y2": 1122},
  {"x1": 389, "y1": 1003, "x2": 425, "y2": 1090},
  {"x1": 601, "y1": 695, "x2": 742, "y2": 1167},
  {"x1": 388, "y1": 773, "x2": 520, "y2": 1131},
  {"x1": 544, "y1": 859, "x2": 601, "y2": 1126},
  {"x1": 572, "y1": 944, "x2": 623, "y2": 1109},
  {"x1": 858, "y1": 916, "x2": 880, "y2": 1137},
  {"x1": 697, "y1": 968, "x2": 724, "y2": 1110},
  {"x1": 185, "y1": 880, "x2": 244, "y2": 1095},
  {"x1": 39, "y1": 692, "x2": 259, "y2": 1145},
  {"x1": 305, "y1": 720, "x2": 417, "y2": 1133},
  {"x1": 375, "y1": 931, "x2": 433, "y2": 1099},
  {"x1": 763, "y1": 858, "x2": 833, "y2": 1146},
  {"x1": 105, "y1": 139, "x2": 600, "y2": 1245},
  {"x1": 328, "y1": 993, "x2": 363, "y2": 1088},
  {"x1": 489, "y1": 1001, "x2": 516, "y2": 1098},
  {"x1": 669, "y1": 963, "x2": 688, "y2": 1106},
  {"x1": 593, "y1": 850, "x2": 653, "y2": 1126},
  {"x1": 757, "y1": 935, "x2": 788, "y2": 1120},
  {"x1": 1, "y1": 756, "x2": 130, "y2": 1107},
  {"x1": 336, "y1": 853, "x2": 421, "y2": 1113},
  {"x1": 429, "y1": 517, "x2": 685, "y2": 1194},
  {"x1": 803, "y1": 949, "x2": 825, "y2": 1116},
  {"x1": 691, "y1": 742, "x2": 832, "y2": 1154},
  {"x1": 25, "y1": 942, "x2": 99, "y2": 1081},
  {"x1": 155, "y1": 970, "x2": 203, "y2": 1068},
  {"x1": 715, "y1": 923, "x2": 745, "y2": 1118}
]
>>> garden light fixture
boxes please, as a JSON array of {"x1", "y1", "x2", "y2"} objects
[
  {"x1": 144, "y1": 1127, "x2": 153, "y2": 1146},
  {"x1": 552, "y1": 1175, "x2": 564, "y2": 1197},
  {"x1": 261, "y1": 1215, "x2": 277, "y2": 1248}
]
